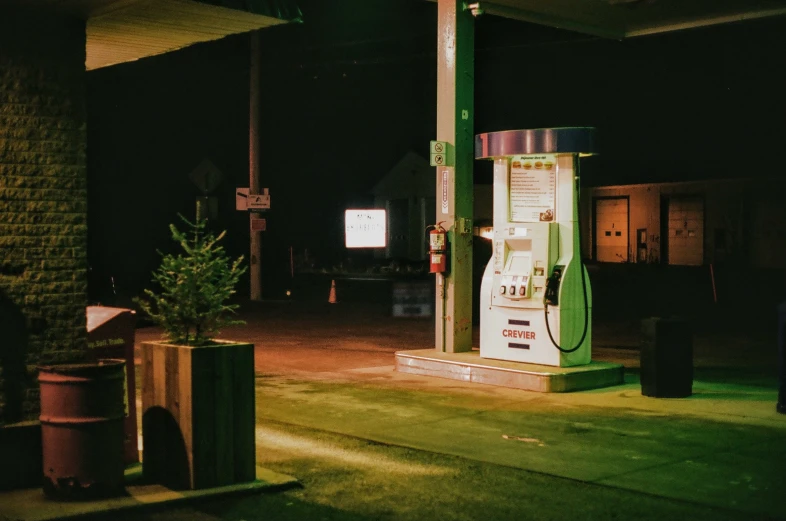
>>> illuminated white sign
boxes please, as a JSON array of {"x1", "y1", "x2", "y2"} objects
[{"x1": 345, "y1": 209, "x2": 386, "y2": 248}]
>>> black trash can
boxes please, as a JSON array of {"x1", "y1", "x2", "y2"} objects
[{"x1": 640, "y1": 317, "x2": 693, "y2": 398}]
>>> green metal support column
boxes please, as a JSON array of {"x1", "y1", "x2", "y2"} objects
[{"x1": 435, "y1": 0, "x2": 474, "y2": 353}]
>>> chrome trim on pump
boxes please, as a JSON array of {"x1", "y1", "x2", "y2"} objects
[{"x1": 475, "y1": 127, "x2": 598, "y2": 159}]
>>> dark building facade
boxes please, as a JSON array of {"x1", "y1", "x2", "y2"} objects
[{"x1": 0, "y1": 11, "x2": 88, "y2": 426}]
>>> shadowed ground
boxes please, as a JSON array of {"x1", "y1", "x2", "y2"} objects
[{"x1": 117, "y1": 267, "x2": 785, "y2": 521}]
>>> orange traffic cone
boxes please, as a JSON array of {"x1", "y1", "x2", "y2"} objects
[{"x1": 328, "y1": 279, "x2": 338, "y2": 304}]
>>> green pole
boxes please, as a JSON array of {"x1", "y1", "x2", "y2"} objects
[{"x1": 435, "y1": 0, "x2": 474, "y2": 353}]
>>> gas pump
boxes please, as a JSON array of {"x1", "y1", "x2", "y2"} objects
[{"x1": 476, "y1": 128, "x2": 597, "y2": 367}]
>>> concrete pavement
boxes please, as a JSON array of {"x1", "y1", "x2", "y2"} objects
[
  {"x1": 235, "y1": 300, "x2": 785, "y2": 520},
  {"x1": 255, "y1": 370, "x2": 783, "y2": 517},
  {"x1": 2, "y1": 297, "x2": 784, "y2": 520}
]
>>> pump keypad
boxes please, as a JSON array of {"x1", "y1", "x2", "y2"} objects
[{"x1": 497, "y1": 275, "x2": 531, "y2": 300}]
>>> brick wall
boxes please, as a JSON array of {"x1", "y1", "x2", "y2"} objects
[{"x1": 0, "y1": 11, "x2": 87, "y2": 425}]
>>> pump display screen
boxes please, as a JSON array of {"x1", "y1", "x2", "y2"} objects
[
  {"x1": 509, "y1": 154, "x2": 556, "y2": 223},
  {"x1": 506, "y1": 254, "x2": 531, "y2": 274}
]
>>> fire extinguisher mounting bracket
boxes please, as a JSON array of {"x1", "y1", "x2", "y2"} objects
[{"x1": 457, "y1": 217, "x2": 472, "y2": 235}]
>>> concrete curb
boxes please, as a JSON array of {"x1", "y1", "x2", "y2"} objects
[{"x1": 0, "y1": 465, "x2": 298, "y2": 521}]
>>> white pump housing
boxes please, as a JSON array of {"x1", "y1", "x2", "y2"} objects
[{"x1": 475, "y1": 128, "x2": 596, "y2": 367}]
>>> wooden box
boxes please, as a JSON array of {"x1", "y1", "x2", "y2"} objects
[{"x1": 141, "y1": 340, "x2": 256, "y2": 490}]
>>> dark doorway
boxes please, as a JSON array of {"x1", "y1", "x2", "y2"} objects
[{"x1": 637, "y1": 228, "x2": 648, "y2": 263}]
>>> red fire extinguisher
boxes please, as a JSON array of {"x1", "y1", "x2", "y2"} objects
[{"x1": 427, "y1": 222, "x2": 447, "y2": 274}]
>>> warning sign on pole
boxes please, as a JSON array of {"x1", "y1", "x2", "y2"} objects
[
  {"x1": 441, "y1": 170, "x2": 449, "y2": 214},
  {"x1": 247, "y1": 193, "x2": 270, "y2": 211},
  {"x1": 238, "y1": 188, "x2": 270, "y2": 211},
  {"x1": 250, "y1": 218, "x2": 266, "y2": 232},
  {"x1": 236, "y1": 188, "x2": 249, "y2": 211}
]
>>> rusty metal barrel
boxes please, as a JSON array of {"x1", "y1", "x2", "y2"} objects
[{"x1": 38, "y1": 359, "x2": 126, "y2": 499}]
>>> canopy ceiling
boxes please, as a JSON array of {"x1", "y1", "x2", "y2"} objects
[
  {"x1": 428, "y1": 0, "x2": 786, "y2": 39},
  {"x1": 9, "y1": 0, "x2": 786, "y2": 69}
]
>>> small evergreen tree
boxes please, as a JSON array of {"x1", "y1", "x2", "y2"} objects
[{"x1": 137, "y1": 216, "x2": 247, "y2": 346}]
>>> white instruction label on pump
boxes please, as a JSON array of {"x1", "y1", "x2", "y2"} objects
[
  {"x1": 509, "y1": 154, "x2": 556, "y2": 223},
  {"x1": 494, "y1": 240, "x2": 504, "y2": 272}
]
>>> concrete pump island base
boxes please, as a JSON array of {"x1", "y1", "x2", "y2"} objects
[
  {"x1": 396, "y1": 350, "x2": 624, "y2": 393},
  {"x1": 398, "y1": 128, "x2": 624, "y2": 392}
]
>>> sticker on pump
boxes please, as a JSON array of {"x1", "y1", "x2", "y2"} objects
[{"x1": 493, "y1": 240, "x2": 504, "y2": 271}]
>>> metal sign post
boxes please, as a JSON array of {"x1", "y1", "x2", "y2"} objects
[{"x1": 249, "y1": 30, "x2": 262, "y2": 301}]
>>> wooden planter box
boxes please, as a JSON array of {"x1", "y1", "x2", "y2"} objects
[{"x1": 140, "y1": 340, "x2": 255, "y2": 490}]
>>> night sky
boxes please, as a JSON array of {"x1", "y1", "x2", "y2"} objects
[{"x1": 85, "y1": 0, "x2": 786, "y2": 299}]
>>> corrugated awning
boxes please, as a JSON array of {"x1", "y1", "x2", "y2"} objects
[
  {"x1": 85, "y1": 0, "x2": 299, "y2": 70},
  {"x1": 5, "y1": 0, "x2": 301, "y2": 70},
  {"x1": 198, "y1": 0, "x2": 303, "y2": 22}
]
